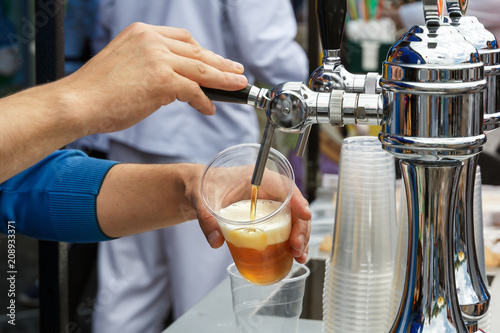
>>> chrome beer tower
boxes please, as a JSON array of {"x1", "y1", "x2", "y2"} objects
[{"x1": 202, "y1": 0, "x2": 500, "y2": 331}]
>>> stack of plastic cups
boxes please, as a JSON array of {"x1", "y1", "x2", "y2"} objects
[
  {"x1": 475, "y1": 166, "x2": 491, "y2": 332},
  {"x1": 323, "y1": 136, "x2": 397, "y2": 333}
]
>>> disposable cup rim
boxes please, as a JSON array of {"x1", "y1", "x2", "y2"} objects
[
  {"x1": 326, "y1": 271, "x2": 395, "y2": 282},
  {"x1": 338, "y1": 170, "x2": 395, "y2": 177},
  {"x1": 226, "y1": 262, "x2": 310, "y2": 284},
  {"x1": 339, "y1": 156, "x2": 395, "y2": 164},
  {"x1": 341, "y1": 136, "x2": 384, "y2": 149},
  {"x1": 335, "y1": 212, "x2": 396, "y2": 220},
  {"x1": 326, "y1": 270, "x2": 395, "y2": 279},
  {"x1": 339, "y1": 171, "x2": 396, "y2": 178},
  {"x1": 338, "y1": 174, "x2": 395, "y2": 181},
  {"x1": 336, "y1": 197, "x2": 396, "y2": 204},
  {"x1": 325, "y1": 281, "x2": 395, "y2": 292},
  {"x1": 324, "y1": 289, "x2": 394, "y2": 299},
  {"x1": 337, "y1": 176, "x2": 396, "y2": 184},
  {"x1": 325, "y1": 302, "x2": 393, "y2": 313}
]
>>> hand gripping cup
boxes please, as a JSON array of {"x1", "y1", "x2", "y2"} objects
[{"x1": 200, "y1": 143, "x2": 295, "y2": 286}]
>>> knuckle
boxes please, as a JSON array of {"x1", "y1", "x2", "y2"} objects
[
  {"x1": 154, "y1": 66, "x2": 174, "y2": 85},
  {"x1": 190, "y1": 44, "x2": 203, "y2": 58},
  {"x1": 139, "y1": 29, "x2": 158, "y2": 44},
  {"x1": 176, "y1": 27, "x2": 194, "y2": 42},
  {"x1": 195, "y1": 62, "x2": 209, "y2": 76},
  {"x1": 127, "y1": 22, "x2": 148, "y2": 34},
  {"x1": 127, "y1": 23, "x2": 161, "y2": 45},
  {"x1": 184, "y1": 80, "x2": 199, "y2": 93}
]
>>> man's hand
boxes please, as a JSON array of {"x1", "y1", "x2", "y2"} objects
[
  {"x1": 190, "y1": 166, "x2": 312, "y2": 263},
  {"x1": 61, "y1": 23, "x2": 249, "y2": 135}
]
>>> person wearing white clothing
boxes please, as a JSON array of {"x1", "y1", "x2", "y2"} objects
[{"x1": 90, "y1": 1, "x2": 309, "y2": 332}]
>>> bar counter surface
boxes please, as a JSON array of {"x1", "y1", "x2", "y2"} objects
[
  {"x1": 162, "y1": 276, "x2": 323, "y2": 333},
  {"x1": 162, "y1": 265, "x2": 500, "y2": 333},
  {"x1": 163, "y1": 185, "x2": 500, "y2": 332}
]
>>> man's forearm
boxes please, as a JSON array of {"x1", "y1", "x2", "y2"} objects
[
  {"x1": 0, "y1": 23, "x2": 248, "y2": 183},
  {"x1": 96, "y1": 163, "x2": 204, "y2": 238},
  {"x1": 0, "y1": 82, "x2": 86, "y2": 183}
]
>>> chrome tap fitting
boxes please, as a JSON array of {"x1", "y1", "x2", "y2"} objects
[
  {"x1": 309, "y1": 53, "x2": 382, "y2": 95},
  {"x1": 446, "y1": 0, "x2": 500, "y2": 131},
  {"x1": 310, "y1": 0, "x2": 382, "y2": 97},
  {"x1": 381, "y1": 1, "x2": 490, "y2": 332},
  {"x1": 440, "y1": 2, "x2": 496, "y2": 330},
  {"x1": 257, "y1": 82, "x2": 384, "y2": 132},
  {"x1": 200, "y1": 80, "x2": 384, "y2": 187}
]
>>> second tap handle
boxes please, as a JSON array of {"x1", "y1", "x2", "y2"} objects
[
  {"x1": 423, "y1": 0, "x2": 446, "y2": 27},
  {"x1": 316, "y1": 0, "x2": 347, "y2": 51},
  {"x1": 446, "y1": 0, "x2": 468, "y2": 20}
]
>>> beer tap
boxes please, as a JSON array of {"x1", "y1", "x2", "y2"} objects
[
  {"x1": 203, "y1": 0, "x2": 500, "y2": 331},
  {"x1": 380, "y1": 0, "x2": 491, "y2": 331},
  {"x1": 309, "y1": 0, "x2": 382, "y2": 96},
  {"x1": 445, "y1": 0, "x2": 500, "y2": 130},
  {"x1": 441, "y1": 1, "x2": 498, "y2": 331}
]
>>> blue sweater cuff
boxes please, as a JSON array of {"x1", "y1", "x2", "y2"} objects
[
  {"x1": 48, "y1": 154, "x2": 119, "y2": 242},
  {"x1": 1, "y1": 150, "x2": 119, "y2": 243}
]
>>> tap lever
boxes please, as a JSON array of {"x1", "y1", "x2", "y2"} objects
[
  {"x1": 316, "y1": 0, "x2": 347, "y2": 52},
  {"x1": 201, "y1": 84, "x2": 261, "y2": 105},
  {"x1": 423, "y1": 0, "x2": 446, "y2": 27}
]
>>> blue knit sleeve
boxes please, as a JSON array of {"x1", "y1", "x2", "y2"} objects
[{"x1": 0, "y1": 150, "x2": 119, "y2": 242}]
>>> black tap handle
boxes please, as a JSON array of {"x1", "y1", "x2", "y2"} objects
[
  {"x1": 316, "y1": 0, "x2": 347, "y2": 51},
  {"x1": 201, "y1": 84, "x2": 253, "y2": 104}
]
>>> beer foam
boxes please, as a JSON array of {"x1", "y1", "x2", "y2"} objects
[{"x1": 218, "y1": 199, "x2": 291, "y2": 249}]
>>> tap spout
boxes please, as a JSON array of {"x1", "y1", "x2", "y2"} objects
[{"x1": 251, "y1": 121, "x2": 275, "y2": 187}]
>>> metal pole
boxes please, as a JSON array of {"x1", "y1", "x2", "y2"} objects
[{"x1": 35, "y1": 1, "x2": 68, "y2": 332}]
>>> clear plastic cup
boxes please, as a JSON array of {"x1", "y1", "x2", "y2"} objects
[
  {"x1": 200, "y1": 143, "x2": 295, "y2": 286},
  {"x1": 323, "y1": 136, "x2": 397, "y2": 333},
  {"x1": 228, "y1": 262, "x2": 310, "y2": 333}
]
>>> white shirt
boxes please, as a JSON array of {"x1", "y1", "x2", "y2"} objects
[{"x1": 94, "y1": 0, "x2": 308, "y2": 163}]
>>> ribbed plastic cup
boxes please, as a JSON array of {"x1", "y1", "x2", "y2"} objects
[
  {"x1": 228, "y1": 262, "x2": 310, "y2": 333},
  {"x1": 323, "y1": 136, "x2": 397, "y2": 333}
]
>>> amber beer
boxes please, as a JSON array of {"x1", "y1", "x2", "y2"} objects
[{"x1": 219, "y1": 199, "x2": 293, "y2": 285}]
